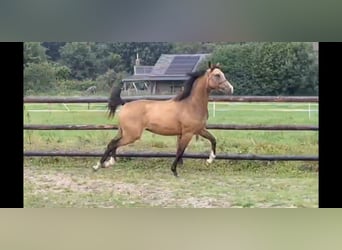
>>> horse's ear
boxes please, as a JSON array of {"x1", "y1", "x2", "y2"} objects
[
  {"x1": 216, "y1": 62, "x2": 220, "y2": 67},
  {"x1": 208, "y1": 61, "x2": 212, "y2": 69}
]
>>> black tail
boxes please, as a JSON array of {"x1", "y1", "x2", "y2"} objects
[{"x1": 108, "y1": 85, "x2": 125, "y2": 118}]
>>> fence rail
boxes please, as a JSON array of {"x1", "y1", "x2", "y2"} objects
[
  {"x1": 24, "y1": 124, "x2": 318, "y2": 131},
  {"x1": 24, "y1": 151, "x2": 318, "y2": 161},
  {"x1": 24, "y1": 95, "x2": 319, "y2": 162},
  {"x1": 24, "y1": 95, "x2": 319, "y2": 103}
]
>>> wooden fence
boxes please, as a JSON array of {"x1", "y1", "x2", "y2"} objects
[{"x1": 23, "y1": 96, "x2": 319, "y2": 161}]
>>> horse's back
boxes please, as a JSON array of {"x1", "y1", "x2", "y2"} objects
[
  {"x1": 118, "y1": 99, "x2": 168, "y2": 121},
  {"x1": 118, "y1": 99, "x2": 182, "y2": 135},
  {"x1": 118, "y1": 99, "x2": 149, "y2": 118}
]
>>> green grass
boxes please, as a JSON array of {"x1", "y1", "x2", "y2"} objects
[
  {"x1": 24, "y1": 102, "x2": 318, "y2": 208},
  {"x1": 24, "y1": 158, "x2": 317, "y2": 208},
  {"x1": 24, "y1": 102, "x2": 318, "y2": 154}
]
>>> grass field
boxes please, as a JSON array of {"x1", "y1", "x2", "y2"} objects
[{"x1": 24, "y1": 101, "x2": 318, "y2": 208}]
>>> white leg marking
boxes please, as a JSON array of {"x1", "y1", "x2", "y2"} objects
[
  {"x1": 206, "y1": 151, "x2": 216, "y2": 164},
  {"x1": 104, "y1": 157, "x2": 116, "y2": 168},
  {"x1": 92, "y1": 161, "x2": 101, "y2": 171}
]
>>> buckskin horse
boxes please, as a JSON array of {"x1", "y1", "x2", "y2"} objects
[{"x1": 92, "y1": 62, "x2": 234, "y2": 177}]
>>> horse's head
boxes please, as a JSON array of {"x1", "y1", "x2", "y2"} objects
[{"x1": 206, "y1": 62, "x2": 234, "y2": 95}]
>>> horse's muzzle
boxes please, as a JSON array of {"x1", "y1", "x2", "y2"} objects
[
  {"x1": 227, "y1": 85, "x2": 234, "y2": 95},
  {"x1": 220, "y1": 82, "x2": 234, "y2": 95}
]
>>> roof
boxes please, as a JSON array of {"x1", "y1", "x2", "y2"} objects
[{"x1": 122, "y1": 53, "x2": 210, "y2": 82}]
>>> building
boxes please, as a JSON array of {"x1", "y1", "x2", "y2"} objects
[{"x1": 122, "y1": 53, "x2": 210, "y2": 95}]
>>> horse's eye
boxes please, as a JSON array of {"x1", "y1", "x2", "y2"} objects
[{"x1": 214, "y1": 74, "x2": 221, "y2": 78}]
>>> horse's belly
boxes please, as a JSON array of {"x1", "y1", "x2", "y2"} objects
[{"x1": 146, "y1": 121, "x2": 181, "y2": 135}]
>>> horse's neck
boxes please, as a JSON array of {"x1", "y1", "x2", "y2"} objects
[{"x1": 188, "y1": 77, "x2": 209, "y2": 115}]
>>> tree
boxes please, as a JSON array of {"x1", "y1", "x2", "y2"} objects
[
  {"x1": 24, "y1": 62, "x2": 57, "y2": 94},
  {"x1": 170, "y1": 42, "x2": 217, "y2": 54},
  {"x1": 24, "y1": 42, "x2": 48, "y2": 66},
  {"x1": 59, "y1": 42, "x2": 98, "y2": 80},
  {"x1": 59, "y1": 42, "x2": 125, "y2": 80},
  {"x1": 107, "y1": 42, "x2": 173, "y2": 73},
  {"x1": 41, "y1": 42, "x2": 66, "y2": 61},
  {"x1": 54, "y1": 64, "x2": 71, "y2": 81},
  {"x1": 210, "y1": 42, "x2": 318, "y2": 96},
  {"x1": 90, "y1": 43, "x2": 124, "y2": 74}
]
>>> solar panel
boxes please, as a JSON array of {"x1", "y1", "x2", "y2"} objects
[
  {"x1": 150, "y1": 55, "x2": 174, "y2": 75},
  {"x1": 165, "y1": 56, "x2": 200, "y2": 75}
]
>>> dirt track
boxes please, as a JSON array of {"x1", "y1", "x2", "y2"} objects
[{"x1": 24, "y1": 166, "x2": 233, "y2": 208}]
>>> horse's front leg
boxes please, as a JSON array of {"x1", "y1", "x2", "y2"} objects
[
  {"x1": 198, "y1": 129, "x2": 217, "y2": 164},
  {"x1": 171, "y1": 133, "x2": 193, "y2": 177}
]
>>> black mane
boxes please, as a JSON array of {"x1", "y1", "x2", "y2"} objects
[{"x1": 173, "y1": 70, "x2": 206, "y2": 101}]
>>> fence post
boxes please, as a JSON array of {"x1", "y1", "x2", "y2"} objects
[
  {"x1": 308, "y1": 103, "x2": 311, "y2": 120},
  {"x1": 213, "y1": 101, "x2": 216, "y2": 118}
]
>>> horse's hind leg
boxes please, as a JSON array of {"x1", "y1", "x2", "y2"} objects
[
  {"x1": 176, "y1": 135, "x2": 183, "y2": 165},
  {"x1": 102, "y1": 128, "x2": 123, "y2": 167},
  {"x1": 92, "y1": 135, "x2": 121, "y2": 171},
  {"x1": 92, "y1": 126, "x2": 142, "y2": 171}
]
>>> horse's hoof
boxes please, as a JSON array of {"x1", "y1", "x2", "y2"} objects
[
  {"x1": 206, "y1": 151, "x2": 216, "y2": 165},
  {"x1": 103, "y1": 157, "x2": 116, "y2": 168},
  {"x1": 92, "y1": 162, "x2": 101, "y2": 171},
  {"x1": 172, "y1": 171, "x2": 178, "y2": 177},
  {"x1": 206, "y1": 159, "x2": 213, "y2": 165}
]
